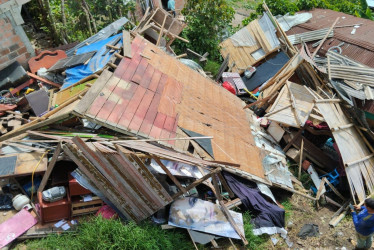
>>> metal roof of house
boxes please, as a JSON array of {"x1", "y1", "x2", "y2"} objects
[{"x1": 287, "y1": 8, "x2": 374, "y2": 67}]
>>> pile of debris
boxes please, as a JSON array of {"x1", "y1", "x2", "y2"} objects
[{"x1": 0, "y1": 4, "x2": 373, "y2": 249}]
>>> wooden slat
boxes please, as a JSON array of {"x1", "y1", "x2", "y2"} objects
[{"x1": 122, "y1": 30, "x2": 132, "y2": 58}]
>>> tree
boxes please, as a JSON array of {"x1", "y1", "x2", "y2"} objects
[{"x1": 174, "y1": 0, "x2": 235, "y2": 61}]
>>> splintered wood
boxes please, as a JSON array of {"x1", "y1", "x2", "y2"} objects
[
  {"x1": 314, "y1": 93, "x2": 374, "y2": 204},
  {"x1": 220, "y1": 16, "x2": 280, "y2": 73},
  {"x1": 266, "y1": 81, "x2": 315, "y2": 128}
]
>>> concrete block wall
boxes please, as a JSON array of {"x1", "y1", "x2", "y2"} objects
[{"x1": 0, "y1": 0, "x2": 34, "y2": 70}]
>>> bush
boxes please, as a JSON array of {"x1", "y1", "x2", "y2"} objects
[
  {"x1": 173, "y1": 0, "x2": 235, "y2": 61},
  {"x1": 242, "y1": 0, "x2": 372, "y2": 26}
]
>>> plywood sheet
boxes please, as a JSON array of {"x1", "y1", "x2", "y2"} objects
[{"x1": 267, "y1": 82, "x2": 315, "y2": 128}]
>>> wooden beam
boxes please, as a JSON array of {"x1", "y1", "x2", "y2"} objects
[
  {"x1": 38, "y1": 142, "x2": 62, "y2": 192},
  {"x1": 311, "y1": 17, "x2": 340, "y2": 59},
  {"x1": 323, "y1": 177, "x2": 346, "y2": 201},
  {"x1": 283, "y1": 128, "x2": 304, "y2": 152},
  {"x1": 298, "y1": 139, "x2": 304, "y2": 180},
  {"x1": 122, "y1": 30, "x2": 132, "y2": 58},
  {"x1": 217, "y1": 172, "x2": 235, "y2": 198},
  {"x1": 219, "y1": 200, "x2": 248, "y2": 245},
  {"x1": 27, "y1": 72, "x2": 61, "y2": 88},
  {"x1": 156, "y1": 15, "x2": 167, "y2": 46},
  {"x1": 153, "y1": 156, "x2": 187, "y2": 193},
  {"x1": 172, "y1": 168, "x2": 221, "y2": 199}
]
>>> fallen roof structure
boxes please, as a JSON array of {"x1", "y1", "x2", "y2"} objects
[{"x1": 73, "y1": 35, "x2": 266, "y2": 182}]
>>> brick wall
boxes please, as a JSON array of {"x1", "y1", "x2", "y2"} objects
[
  {"x1": 0, "y1": 16, "x2": 30, "y2": 69},
  {"x1": 0, "y1": 0, "x2": 33, "y2": 70}
]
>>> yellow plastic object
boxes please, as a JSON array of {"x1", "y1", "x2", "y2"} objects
[
  {"x1": 244, "y1": 88, "x2": 258, "y2": 100},
  {"x1": 25, "y1": 88, "x2": 35, "y2": 94}
]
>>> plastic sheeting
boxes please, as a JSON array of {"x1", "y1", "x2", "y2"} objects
[
  {"x1": 276, "y1": 13, "x2": 312, "y2": 32},
  {"x1": 66, "y1": 16, "x2": 128, "y2": 56},
  {"x1": 62, "y1": 34, "x2": 123, "y2": 89}
]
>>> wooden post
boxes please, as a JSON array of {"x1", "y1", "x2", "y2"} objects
[
  {"x1": 156, "y1": 15, "x2": 167, "y2": 46},
  {"x1": 311, "y1": 17, "x2": 340, "y2": 59},
  {"x1": 153, "y1": 156, "x2": 187, "y2": 193},
  {"x1": 298, "y1": 139, "x2": 304, "y2": 180}
]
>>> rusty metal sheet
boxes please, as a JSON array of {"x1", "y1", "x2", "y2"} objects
[{"x1": 287, "y1": 9, "x2": 374, "y2": 68}]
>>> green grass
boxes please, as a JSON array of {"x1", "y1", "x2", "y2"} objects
[
  {"x1": 22, "y1": 216, "x2": 194, "y2": 250},
  {"x1": 281, "y1": 200, "x2": 293, "y2": 222},
  {"x1": 242, "y1": 212, "x2": 269, "y2": 250}
]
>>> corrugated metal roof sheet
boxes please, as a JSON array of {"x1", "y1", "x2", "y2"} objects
[{"x1": 287, "y1": 9, "x2": 374, "y2": 67}]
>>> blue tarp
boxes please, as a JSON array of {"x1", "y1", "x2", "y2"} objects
[{"x1": 62, "y1": 33, "x2": 123, "y2": 89}]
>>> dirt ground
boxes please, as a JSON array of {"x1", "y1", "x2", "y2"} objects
[{"x1": 274, "y1": 193, "x2": 357, "y2": 249}]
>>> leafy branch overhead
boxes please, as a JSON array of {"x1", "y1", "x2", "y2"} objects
[
  {"x1": 173, "y1": 0, "x2": 235, "y2": 61},
  {"x1": 243, "y1": 0, "x2": 373, "y2": 26}
]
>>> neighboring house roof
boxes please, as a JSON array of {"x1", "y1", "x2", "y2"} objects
[
  {"x1": 74, "y1": 36, "x2": 265, "y2": 180},
  {"x1": 287, "y1": 8, "x2": 374, "y2": 67}
]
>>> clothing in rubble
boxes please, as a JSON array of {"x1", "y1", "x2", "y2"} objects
[{"x1": 222, "y1": 171, "x2": 286, "y2": 236}]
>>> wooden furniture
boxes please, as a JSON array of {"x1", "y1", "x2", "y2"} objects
[
  {"x1": 71, "y1": 196, "x2": 103, "y2": 217},
  {"x1": 37, "y1": 188, "x2": 71, "y2": 224}
]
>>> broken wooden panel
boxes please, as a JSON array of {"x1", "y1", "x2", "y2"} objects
[
  {"x1": 65, "y1": 137, "x2": 173, "y2": 222},
  {"x1": 266, "y1": 82, "x2": 315, "y2": 128},
  {"x1": 220, "y1": 15, "x2": 280, "y2": 73},
  {"x1": 315, "y1": 98, "x2": 374, "y2": 203},
  {"x1": 0, "y1": 152, "x2": 47, "y2": 177},
  {"x1": 74, "y1": 36, "x2": 265, "y2": 180}
]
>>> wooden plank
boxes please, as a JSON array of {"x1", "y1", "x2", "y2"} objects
[
  {"x1": 132, "y1": 58, "x2": 149, "y2": 84},
  {"x1": 128, "y1": 89, "x2": 155, "y2": 134},
  {"x1": 218, "y1": 200, "x2": 248, "y2": 245},
  {"x1": 157, "y1": 15, "x2": 167, "y2": 46},
  {"x1": 122, "y1": 30, "x2": 132, "y2": 58},
  {"x1": 116, "y1": 85, "x2": 147, "y2": 129},
  {"x1": 311, "y1": 17, "x2": 339, "y2": 59},
  {"x1": 148, "y1": 69, "x2": 163, "y2": 92},
  {"x1": 105, "y1": 82, "x2": 138, "y2": 127},
  {"x1": 27, "y1": 72, "x2": 61, "y2": 88},
  {"x1": 86, "y1": 75, "x2": 121, "y2": 117},
  {"x1": 172, "y1": 168, "x2": 222, "y2": 199},
  {"x1": 74, "y1": 69, "x2": 113, "y2": 115},
  {"x1": 323, "y1": 177, "x2": 346, "y2": 201},
  {"x1": 63, "y1": 144, "x2": 134, "y2": 220},
  {"x1": 298, "y1": 139, "x2": 304, "y2": 180},
  {"x1": 138, "y1": 93, "x2": 162, "y2": 137},
  {"x1": 149, "y1": 113, "x2": 167, "y2": 139},
  {"x1": 153, "y1": 156, "x2": 187, "y2": 193},
  {"x1": 37, "y1": 142, "x2": 62, "y2": 192},
  {"x1": 139, "y1": 64, "x2": 155, "y2": 89}
]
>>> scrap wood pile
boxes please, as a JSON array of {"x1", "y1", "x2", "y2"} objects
[
  {"x1": 217, "y1": 3, "x2": 374, "y2": 232},
  {"x1": 1, "y1": 2, "x2": 374, "y2": 249},
  {"x1": 0, "y1": 8, "x2": 291, "y2": 249}
]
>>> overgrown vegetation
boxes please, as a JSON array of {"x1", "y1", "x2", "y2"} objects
[
  {"x1": 243, "y1": 0, "x2": 373, "y2": 26},
  {"x1": 242, "y1": 212, "x2": 269, "y2": 250},
  {"x1": 173, "y1": 0, "x2": 235, "y2": 61},
  {"x1": 23, "y1": 216, "x2": 194, "y2": 250},
  {"x1": 27, "y1": 0, "x2": 135, "y2": 44}
]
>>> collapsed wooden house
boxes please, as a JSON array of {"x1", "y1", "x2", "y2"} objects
[{"x1": 236, "y1": 5, "x2": 374, "y2": 205}]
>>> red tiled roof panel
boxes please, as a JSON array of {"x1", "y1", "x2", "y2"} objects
[{"x1": 78, "y1": 36, "x2": 265, "y2": 179}]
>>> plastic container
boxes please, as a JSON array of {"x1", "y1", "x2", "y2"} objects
[{"x1": 12, "y1": 194, "x2": 30, "y2": 211}]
